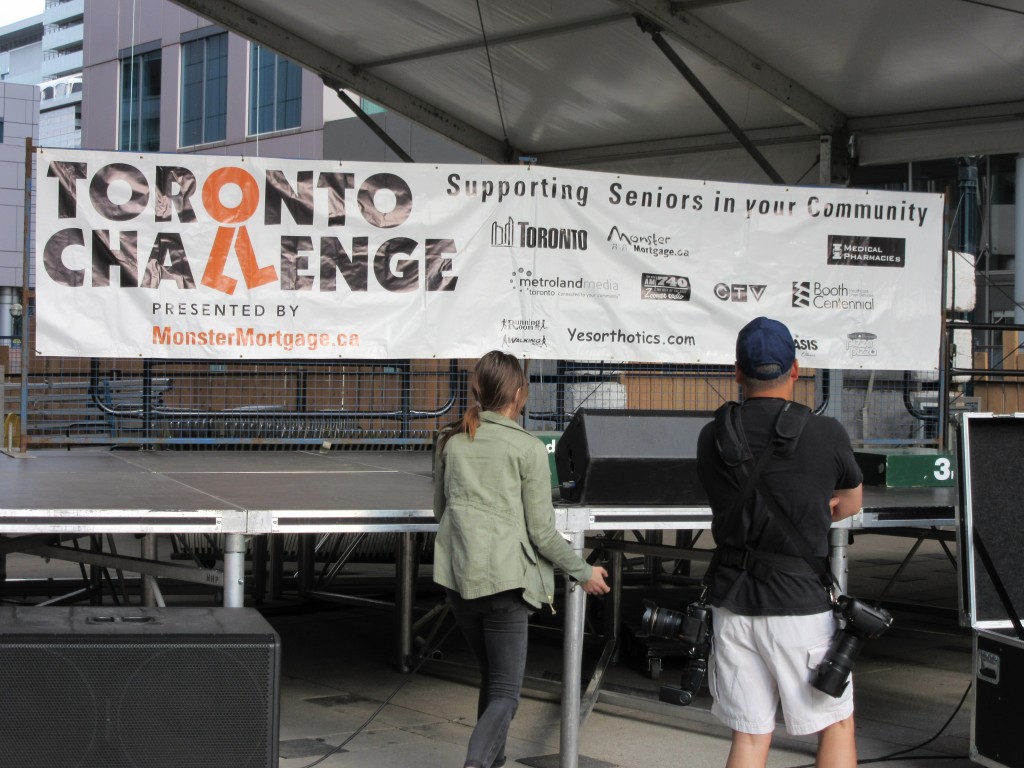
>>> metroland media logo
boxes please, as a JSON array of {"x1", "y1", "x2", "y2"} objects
[{"x1": 827, "y1": 235, "x2": 905, "y2": 268}]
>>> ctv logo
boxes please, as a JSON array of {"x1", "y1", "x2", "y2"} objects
[{"x1": 714, "y1": 283, "x2": 766, "y2": 302}]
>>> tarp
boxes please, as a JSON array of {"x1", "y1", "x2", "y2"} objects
[{"x1": 35, "y1": 148, "x2": 944, "y2": 370}]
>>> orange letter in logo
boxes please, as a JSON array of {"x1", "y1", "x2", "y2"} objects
[{"x1": 201, "y1": 167, "x2": 277, "y2": 294}]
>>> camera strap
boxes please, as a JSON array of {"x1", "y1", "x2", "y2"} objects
[{"x1": 710, "y1": 400, "x2": 838, "y2": 600}]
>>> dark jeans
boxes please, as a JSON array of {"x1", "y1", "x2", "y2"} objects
[{"x1": 446, "y1": 588, "x2": 532, "y2": 768}]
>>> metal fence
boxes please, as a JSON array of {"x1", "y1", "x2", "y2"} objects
[{"x1": 2, "y1": 318, "x2": 978, "y2": 452}]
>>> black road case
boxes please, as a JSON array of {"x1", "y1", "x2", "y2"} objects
[{"x1": 959, "y1": 414, "x2": 1024, "y2": 768}]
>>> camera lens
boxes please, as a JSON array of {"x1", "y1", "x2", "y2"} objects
[
  {"x1": 641, "y1": 603, "x2": 684, "y2": 639},
  {"x1": 812, "y1": 631, "x2": 864, "y2": 698}
]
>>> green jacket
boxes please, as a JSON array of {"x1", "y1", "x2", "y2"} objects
[{"x1": 432, "y1": 411, "x2": 593, "y2": 610}]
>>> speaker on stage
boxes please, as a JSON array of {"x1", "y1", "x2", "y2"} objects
[
  {"x1": 0, "y1": 606, "x2": 280, "y2": 768},
  {"x1": 555, "y1": 408, "x2": 711, "y2": 505}
]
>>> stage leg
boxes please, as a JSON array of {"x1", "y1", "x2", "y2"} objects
[
  {"x1": 223, "y1": 533, "x2": 246, "y2": 607},
  {"x1": 829, "y1": 527, "x2": 850, "y2": 595},
  {"x1": 560, "y1": 527, "x2": 586, "y2": 768}
]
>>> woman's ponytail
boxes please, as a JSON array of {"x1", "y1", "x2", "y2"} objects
[{"x1": 437, "y1": 351, "x2": 526, "y2": 451}]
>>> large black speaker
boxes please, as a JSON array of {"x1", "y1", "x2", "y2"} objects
[
  {"x1": 0, "y1": 606, "x2": 280, "y2": 768},
  {"x1": 555, "y1": 408, "x2": 711, "y2": 505},
  {"x1": 958, "y1": 414, "x2": 1024, "y2": 768}
]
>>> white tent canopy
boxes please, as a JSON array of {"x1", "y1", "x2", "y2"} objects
[{"x1": 170, "y1": 0, "x2": 1024, "y2": 182}]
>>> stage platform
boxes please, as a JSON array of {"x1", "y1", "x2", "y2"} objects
[{"x1": 0, "y1": 448, "x2": 959, "y2": 768}]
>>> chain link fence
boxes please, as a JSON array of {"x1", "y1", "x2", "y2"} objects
[{"x1": 1, "y1": 317, "x2": 987, "y2": 452}]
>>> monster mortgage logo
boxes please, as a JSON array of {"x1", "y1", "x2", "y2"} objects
[{"x1": 42, "y1": 161, "x2": 458, "y2": 295}]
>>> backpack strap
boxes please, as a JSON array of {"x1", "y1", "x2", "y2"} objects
[{"x1": 706, "y1": 400, "x2": 832, "y2": 594}]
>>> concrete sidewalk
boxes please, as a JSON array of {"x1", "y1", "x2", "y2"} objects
[{"x1": 270, "y1": 532, "x2": 975, "y2": 768}]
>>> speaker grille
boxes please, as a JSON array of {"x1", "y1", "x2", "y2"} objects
[{"x1": 0, "y1": 609, "x2": 278, "y2": 768}]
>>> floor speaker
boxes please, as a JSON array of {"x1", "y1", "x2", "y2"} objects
[
  {"x1": 555, "y1": 408, "x2": 712, "y2": 505},
  {"x1": 0, "y1": 606, "x2": 280, "y2": 768}
]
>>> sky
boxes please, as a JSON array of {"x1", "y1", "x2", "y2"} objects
[{"x1": 0, "y1": 1, "x2": 46, "y2": 29}]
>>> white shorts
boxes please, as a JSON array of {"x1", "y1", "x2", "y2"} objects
[{"x1": 708, "y1": 606, "x2": 854, "y2": 736}]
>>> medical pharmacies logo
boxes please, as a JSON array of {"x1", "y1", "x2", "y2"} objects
[
  {"x1": 491, "y1": 216, "x2": 588, "y2": 250},
  {"x1": 41, "y1": 159, "x2": 459, "y2": 296},
  {"x1": 827, "y1": 235, "x2": 906, "y2": 268},
  {"x1": 792, "y1": 281, "x2": 874, "y2": 310},
  {"x1": 714, "y1": 283, "x2": 766, "y2": 302},
  {"x1": 641, "y1": 273, "x2": 691, "y2": 301}
]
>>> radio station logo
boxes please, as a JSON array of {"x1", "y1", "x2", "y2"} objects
[
  {"x1": 847, "y1": 330, "x2": 878, "y2": 357},
  {"x1": 792, "y1": 281, "x2": 874, "y2": 310},
  {"x1": 641, "y1": 273, "x2": 691, "y2": 301},
  {"x1": 827, "y1": 236, "x2": 905, "y2": 268},
  {"x1": 714, "y1": 283, "x2": 766, "y2": 302},
  {"x1": 491, "y1": 216, "x2": 587, "y2": 250}
]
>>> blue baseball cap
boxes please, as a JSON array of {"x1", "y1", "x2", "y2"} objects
[{"x1": 736, "y1": 317, "x2": 796, "y2": 380}]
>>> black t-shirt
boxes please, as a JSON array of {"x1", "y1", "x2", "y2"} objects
[{"x1": 696, "y1": 398, "x2": 863, "y2": 616}]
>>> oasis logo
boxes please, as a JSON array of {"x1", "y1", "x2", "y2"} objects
[
  {"x1": 828, "y1": 235, "x2": 905, "y2": 268},
  {"x1": 794, "y1": 336, "x2": 819, "y2": 352},
  {"x1": 42, "y1": 161, "x2": 458, "y2": 295},
  {"x1": 714, "y1": 283, "x2": 766, "y2": 302},
  {"x1": 491, "y1": 216, "x2": 587, "y2": 250}
]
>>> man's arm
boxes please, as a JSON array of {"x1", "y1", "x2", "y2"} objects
[{"x1": 830, "y1": 485, "x2": 863, "y2": 522}]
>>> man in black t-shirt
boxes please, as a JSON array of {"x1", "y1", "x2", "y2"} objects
[{"x1": 696, "y1": 317, "x2": 863, "y2": 768}]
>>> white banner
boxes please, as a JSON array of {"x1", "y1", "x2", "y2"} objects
[{"x1": 35, "y1": 149, "x2": 944, "y2": 370}]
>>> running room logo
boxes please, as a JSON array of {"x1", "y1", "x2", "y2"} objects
[
  {"x1": 847, "y1": 331, "x2": 878, "y2": 357},
  {"x1": 491, "y1": 216, "x2": 587, "y2": 250},
  {"x1": 641, "y1": 273, "x2": 691, "y2": 301},
  {"x1": 827, "y1": 236, "x2": 905, "y2": 268},
  {"x1": 714, "y1": 283, "x2": 766, "y2": 302}
]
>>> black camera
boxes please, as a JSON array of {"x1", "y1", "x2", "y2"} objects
[
  {"x1": 641, "y1": 599, "x2": 711, "y2": 656},
  {"x1": 641, "y1": 599, "x2": 712, "y2": 706},
  {"x1": 658, "y1": 657, "x2": 707, "y2": 706},
  {"x1": 812, "y1": 595, "x2": 893, "y2": 698}
]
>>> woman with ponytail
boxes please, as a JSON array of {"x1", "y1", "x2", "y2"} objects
[{"x1": 433, "y1": 351, "x2": 609, "y2": 768}]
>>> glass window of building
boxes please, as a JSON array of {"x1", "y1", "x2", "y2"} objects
[
  {"x1": 181, "y1": 33, "x2": 228, "y2": 146},
  {"x1": 120, "y1": 49, "x2": 161, "y2": 152},
  {"x1": 248, "y1": 44, "x2": 302, "y2": 135}
]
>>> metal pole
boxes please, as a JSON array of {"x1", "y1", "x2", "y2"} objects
[
  {"x1": 637, "y1": 18, "x2": 785, "y2": 185},
  {"x1": 19, "y1": 139, "x2": 32, "y2": 452},
  {"x1": 606, "y1": 548, "x2": 623, "y2": 663},
  {"x1": 141, "y1": 534, "x2": 157, "y2": 607},
  {"x1": 396, "y1": 532, "x2": 417, "y2": 671},
  {"x1": 559, "y1": 527, "x2": 587, "y2": 768},
  {"x1": 330, "y1": 87, "x2": 416, "y2": 163},
  {"x1": 828, "y1": 527, "x2": 849, "y2": 595},
  {"x1": 1015, "y1": 155, "x2": 1024, "y2": 329},
  {"x1": 223, "y1": 533, "x2": 246, "y2": 607}
]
